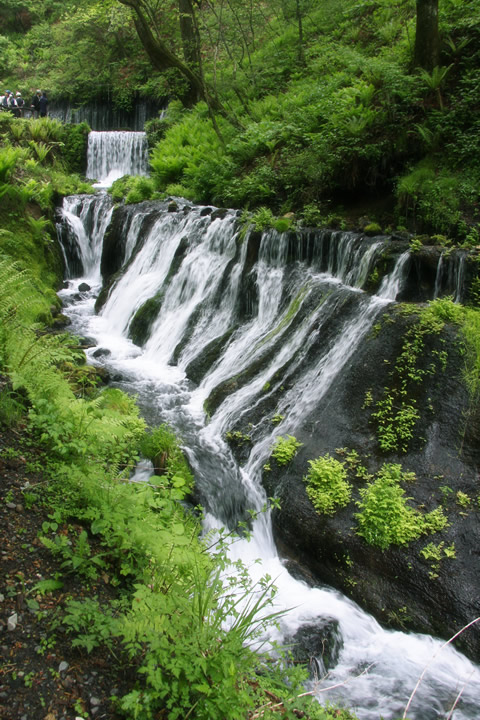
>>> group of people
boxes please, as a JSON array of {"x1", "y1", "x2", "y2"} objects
[{"x1": 0, "y1": 89, "x2": 48, "y2": 118}]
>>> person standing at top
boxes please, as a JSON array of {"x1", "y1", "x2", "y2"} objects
[
  {"x1": 39, "y1": 91, "x2": 48, "y2": 118},
  {"x1": 2, "y1": 90, "x2": 12, "y2": 109},
  {"x1": 15, "y1": 92, "x2": 24, "y2": 117},
  {"x1": 7, "y1": 91, "x2": 17, "y2": 115},
  {"x1": 31, "y1": 89, "x2": 41, "y2": 118}
]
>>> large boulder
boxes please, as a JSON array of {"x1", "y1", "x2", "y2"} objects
[{"x1": 259, "y1": 305, "x2": 480, "y2": 661}]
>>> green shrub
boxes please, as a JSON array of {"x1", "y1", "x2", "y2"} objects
[
  {"x1": 150, "y1": 104, "x2": 228, "y2": 197},
  {"x1": 62, "y1": 121, "x2": 90, "y2": 174},
  {"x1": 304, "y1": 454, "x2": 352, "y2": 515},
  {"x1": 355, "y1": 463, "x2": 448, "y2": 550},
  {"x1": 251, "y1": 206, "x2": 275, "y2": 230},
  {"x1": 396, "y1": 164, "x2": 463, "y2": 235},
  {"x1": 271, "y1": 434, "x2": 303, "y2": 465},
  {"x1": 110, "y1": 175, "x2": 154, "y2": 203},
  {"x1": 140, "y1": 423, "x2": 193, "y2": 493}
]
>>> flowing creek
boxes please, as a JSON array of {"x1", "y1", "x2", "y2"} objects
[{"x1": 56, "y1": 132, "x2": 480, "y2": 720}]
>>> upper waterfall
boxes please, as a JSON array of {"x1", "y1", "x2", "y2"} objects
[{"x1": 86, "y1": 130, "x2": 149, "y2": 187}]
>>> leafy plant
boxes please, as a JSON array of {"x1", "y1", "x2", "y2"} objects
[
  {"x1": 420, "y1": 541, "x2": 456, "y2": 579},
  {"x1": 140, "y1": 423, "x2": 193, "y2": 492},
  {"x1": 271, "y1": 434, "x2": 303, "y2": 466},
  {"x1": 40, "y1": 529, "x2": 107, "y2": 580},
  {"x1": 370, "y1": 304, "x2": 446, "y2": 453},
  {"x1": 225, "y1": 429, "x2": 252, "y2": 446},
  {"x1": 303, "y1": 454, "x2": 352, "y2": 515},
  {"x1": 251, "y1": 206, "x2": 275, "y2": 230},
  {"x1": 355, "y1": 463, "x2": 448, "y2": 550}
]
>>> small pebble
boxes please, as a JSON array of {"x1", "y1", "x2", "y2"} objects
[
  {"x1": 90, "y1": 696, "x2": 101, "y2": 707},
  {"x1": 6, "y1": 502, "x2": 16, "y2": 510},
  {"x1": 7, "y1": 612, "x2": 18, "y2": 631},
  {"x1": 58, "y1": 661, "x2": 69, "y2": 673},
  {"x1": 0, "y1": 593, "x2": 4, "y2": 602}
]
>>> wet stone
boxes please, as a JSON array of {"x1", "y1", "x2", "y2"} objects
[
  {"x1": 7, "y1": 612, "x2": 18, "y2": 631},
  {"x1": 92, "y1": 347, "x2": 111, "y2": 358}
]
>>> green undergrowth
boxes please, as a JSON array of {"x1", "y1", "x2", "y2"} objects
[
  {"x1": 110, "y1": 174, "x2": 157, "y2": 204},
  {"x1": 138, "y1": 0, "x2": 480, "y2": 240},
  {"x1": 0, "y1": 114, "x2": 92, "y2": 302},
  {"x1": 355, "y1": 463, "x2": 449, "y2": 550},
  {"x1": 270, "y1": 434, "x2": 303, "y2": 466},
  {"x1": 303, "y1": 454, "x2": 352, "y2": 516}
]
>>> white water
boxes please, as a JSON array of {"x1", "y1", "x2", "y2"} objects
[
  {"x1": 57, "y1": 191, "x2": 480, "y2": 720},
  {"x1": 86, "y1": 130, "x2": 149, "y2": 187},
  {"x1": 433, "y1": 250, "x2": 467, "y2": 304}
]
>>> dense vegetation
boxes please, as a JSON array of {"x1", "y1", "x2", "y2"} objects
[{"x1": 2, "y1": 0, "x2": 479, "y2": 239}]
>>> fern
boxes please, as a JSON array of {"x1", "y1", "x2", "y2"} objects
[
  {"x1": 0, "y1": 146, "x2": 20, "y2": 183},
  {"x1": 29, "y1": 140, "x2": 53, "y2": 163}
]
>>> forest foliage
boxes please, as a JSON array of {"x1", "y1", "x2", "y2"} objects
[{"x1": 1, "y1": 0, "x2": 480, "y2": 236}]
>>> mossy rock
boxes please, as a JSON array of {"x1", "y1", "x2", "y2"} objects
[{"x1": 129, "y1": 292, "x2": 164, "y2": 346}]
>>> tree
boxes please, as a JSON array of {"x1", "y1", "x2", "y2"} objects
[
  {"x1": 414, "y1": 0, "x2": 439, "y2": 71},
  {"x1": 115, "y1": 0, "x2": 212, "y2": 107}
]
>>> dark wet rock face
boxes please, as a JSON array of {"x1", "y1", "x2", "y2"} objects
[
  {"x1": 261, "y1": 307, "x2": 480, "y2": 661},
  {"x1": 286, "y1": 619, "x2": 343, "y2": 678}
]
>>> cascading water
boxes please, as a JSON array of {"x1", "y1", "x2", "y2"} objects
[
  {"x1": 434, "y1": 250, "x2": 467, "y2": 303},
  {"x1": 56, "y1": 171, "x2": 480, "y2": 717},
  {"x1": 86, "y1": 130, "x2": 149, "y2": 187}
]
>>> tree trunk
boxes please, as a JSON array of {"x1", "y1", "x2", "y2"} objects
[
  {"x1": 178, "y1": 0, "x2": 202, "y2": 69},
  {"x1": 414, "y1": 0, "x2": 439, "y2": 71},
  {"x1": 117, "y1": 0, "x2": 241, "y2": 129},
  {"x1": 295, "y1": 0, "x2": 305, "y2": 65},
  {"x1": 118, "y1": 0, "x2": 204, "y2": 104}
]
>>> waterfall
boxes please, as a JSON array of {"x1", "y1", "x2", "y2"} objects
[
  {"x1": 48, "y1": 99, "x2": 163, "y2": 131},
  {"x1": 56, "y1": 193, "x2": 113, "y2": 282},
  {"x1": 56, "y1": 188, "x2": 480, "y2": 719},
  {"x1": 433, "y1": 250, "x2": 468, "y2": 303},
  {"x1": 86, "y1": 130, "x2": 149, "y2": 187}
]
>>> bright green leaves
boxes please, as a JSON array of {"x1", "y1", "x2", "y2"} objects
[
  {"x1": 355, "y1": 463, "x2": 448, "y2": 550},
  {"x1": 300, "y1": 450, "x2": 449, "y2": 551},
  {"x1": 270, "y1": 434, "x2": 303, "y2": 466},
  {"x1": 369, "y1": 304, "x2": 447, "y2": 453},
  {"x1": 303, "y1": 454, "x2": 352, "y2": 516},
  {"x1": 140, "y1": 422, "x2": 194, "y2": 497}
]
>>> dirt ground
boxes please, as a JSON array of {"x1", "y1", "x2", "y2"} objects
[{"x1": 0, "y1": 423, "x2": 130, "y2": 720}]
